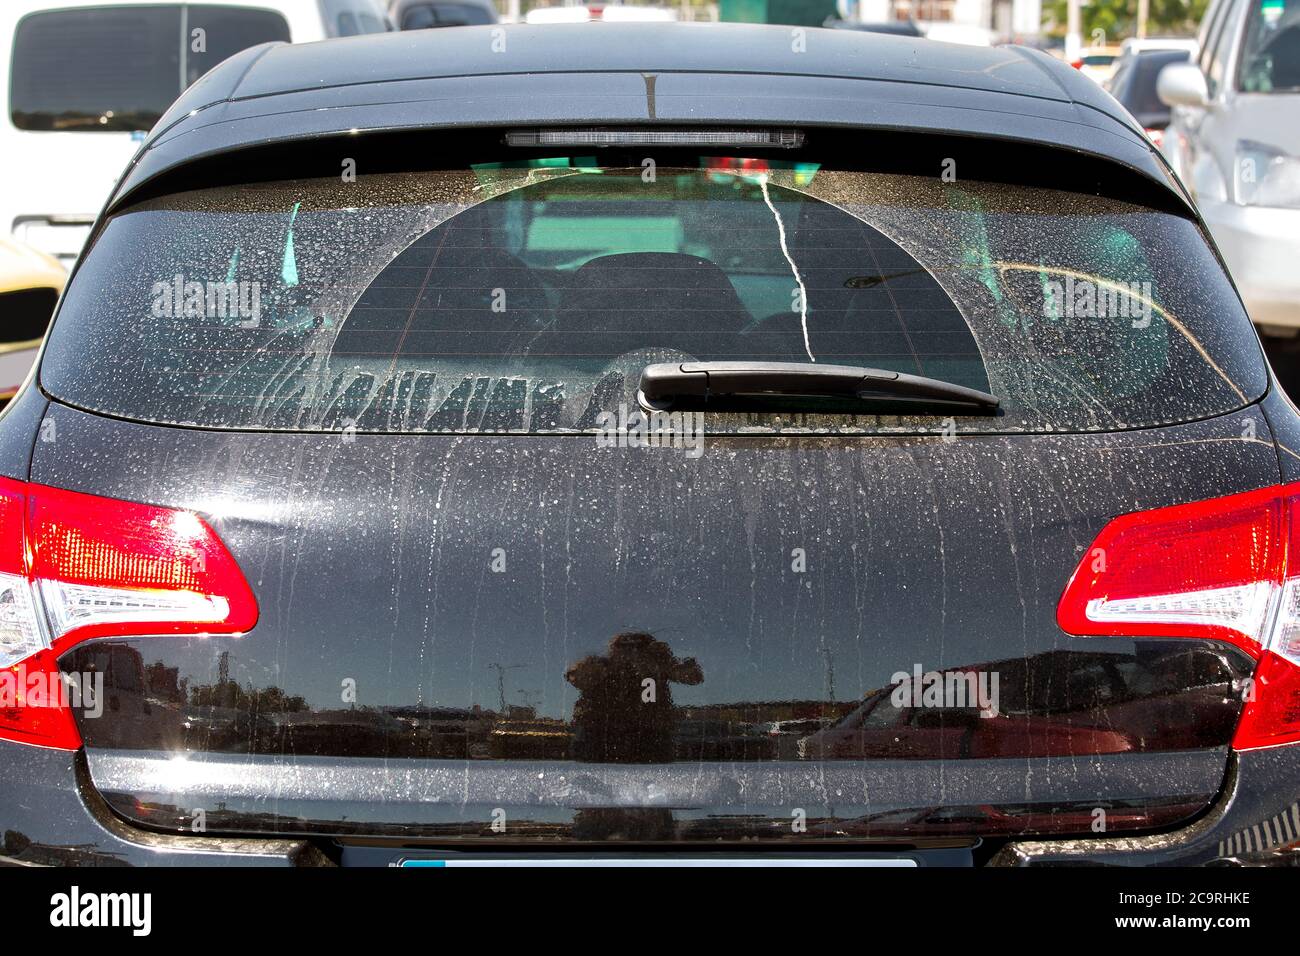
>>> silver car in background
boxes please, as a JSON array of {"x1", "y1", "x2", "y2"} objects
[{"x1": 1159, "y1": 0, "x2": 1300, "y2": 336}]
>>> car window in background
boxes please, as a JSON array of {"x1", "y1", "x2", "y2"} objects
[
  {"x1": 1114, "y1": 50, "x2": 1192, "y2": 124},
  {"x1": 402, "y1": 3, "x2": 496, "y2": 28},
  {"x1": 402, "y1": 5, "x2": 437, "y2": 27},
  {"x1": 186, "y1": 5, "x2": 293, "y2": 87},
  {"x1": 321, "y1": 0, "x2": 390, "y2": 35},
  {"x1": 44, "y1": 162, "x2": 1266, "y2": 435},
  {"x1": 1133, "y1": 51, "x2": 1192, "y2": 115},
  {"x1": 10, "y1": 5, "x2": 290, "y2": 132},
  {"x1": 1238, "y1": 0, "x2": 1300, "y2": 91},
  {"x1": 10, "y1": 6, "x2": 180, "y2": 132}
]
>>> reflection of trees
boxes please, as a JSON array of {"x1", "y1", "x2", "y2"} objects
[
  {"x1": 143, "y1": 661, "x2": 185, "y2": 703},
  {"x1": 1044, "y1": 0, "x2": 1207, "y2": 40},
  {"x1": 188, "y1": 678, "x2": 307, "y2": 714}
]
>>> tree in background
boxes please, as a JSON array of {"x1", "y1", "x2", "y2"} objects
[{"x1": 1046, "y1": 0, "x2": 1209, "y2": 40}]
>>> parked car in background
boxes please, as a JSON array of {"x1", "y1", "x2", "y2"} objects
[
  {"x1": 1107, "y1": 36, "x2": 1198, "y2": 95},
  {"x1": 826, "y1": 18, "x2": 924, "y2": 36},
  {"x1": 921, "y1": 22, "x2": 992, "y2": 45},
  {"x1": 1106, "y1": 47, "x2": 1192, "y2": 147},
  {"x1": 1119, "y1": 35, "x2": 1199, "y2": 57},
  {"x1": 1073, "y1": 44, "x2": 1124, "y2": 83},
  {"x1": 393, "y1": 0, "x2": 496, "y2": 28},
  {"x1": 2, "y1": 23, "x2": 1298, "y2": 866},
  {"x1": 0, "y1": 1, "x2": 390, "y2": 266},
  {"x1": 0, "y1": 236, "x2": 63, "y2": 402},
  {"x1": 524, "y1": 4, "x2": 677, "y2": 22},
  {"x1": 1160, "y1": 0, "x2": 1300, "y2": 336},
  {"x1": 596, "y1": 4, "x2": 678, "y2": 21}
]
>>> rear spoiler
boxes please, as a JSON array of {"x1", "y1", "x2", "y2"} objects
[{"x1": 100, "y1": 61, "x2": 1193, "y2": 219}]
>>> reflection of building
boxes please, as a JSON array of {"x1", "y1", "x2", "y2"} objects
[
  {"x1": 677, "y1": 699, "x2": 856, "y2": 724},
  {"x1": 852, "y1": 0, "x2": 1041, "y2": 43},
  {"x1": 488, "y1": 715, "x2": 570, "y2": 759}
]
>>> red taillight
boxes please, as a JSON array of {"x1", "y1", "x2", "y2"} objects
[
  {"x1": 0, "y1": 477, "x2": 257, "y2": 750},
  {"x1": 1058, "y1": 483, "x2": 1300, "y2": 750}
]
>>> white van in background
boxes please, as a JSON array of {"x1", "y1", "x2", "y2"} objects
[{"x1": 1, "y1": 1, "x2": 391, "y2": 265}]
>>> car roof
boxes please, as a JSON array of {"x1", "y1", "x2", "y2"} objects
[
  {"x1": 105, "y1": 22, "x2": 1187, "y2": 213},
  {"x1": 194, "y1": 22, "x2": 1094, "y2": 98}
]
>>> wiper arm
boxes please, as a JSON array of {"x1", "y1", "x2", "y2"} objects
[{"x1": 638, "y1": 362, "x2": 1000, "y2": 414}]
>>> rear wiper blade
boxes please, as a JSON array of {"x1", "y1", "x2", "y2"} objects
[{"x1": 638, "y1": 362, "x2": 1000, "y2": 415}]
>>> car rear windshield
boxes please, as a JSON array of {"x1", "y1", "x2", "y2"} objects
[
  {"x1": 41, "y1": 160, "x2": 1267, "y2": 435},
  {"x1": 9, "y1": 5, "x2": 291, "y2": 132}
]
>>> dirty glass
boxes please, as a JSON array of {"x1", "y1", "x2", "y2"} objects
[{"x1": 41, "y1": 163, "x2": 1266, "y2": 434}]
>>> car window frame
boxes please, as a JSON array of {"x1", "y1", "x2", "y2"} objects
[
  {"x1": 1205, "y1": 0, "x2": 1248, "y2": 96},
  {"x1": 1199, "y1": 0, "x2": 1226, "y2": 70}
]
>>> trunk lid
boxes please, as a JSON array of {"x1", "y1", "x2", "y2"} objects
[{"x1": 47, "y1": 403, "x2": 1266, "y2": 842}]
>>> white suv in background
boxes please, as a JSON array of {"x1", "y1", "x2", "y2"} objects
[
  {"x1": 0, "y1": 1, "x2": 391, "y2": 265},
  {"x1": 1159, "y1": 0, "x2": 1300, "y2": 336}
]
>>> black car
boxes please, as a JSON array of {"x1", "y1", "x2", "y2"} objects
[
  {"x1": 1, "y1": 23, "x2": 1297, "y2": 867},
  {"x1": 1106, "y1": 47, "x2": 1193, "y2": 148}
]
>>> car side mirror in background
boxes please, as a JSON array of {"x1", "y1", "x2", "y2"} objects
[{"x1": 1157, "y1": 62, "x2": 1210, "y2": 108}]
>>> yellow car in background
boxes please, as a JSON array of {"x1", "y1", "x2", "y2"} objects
[
  {"x1": 1073, "y1": 45, "x2": 1125, "y2": 85},
  {"x1": 0, "y1": 236, "x2": 64, "y2": 401}
]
